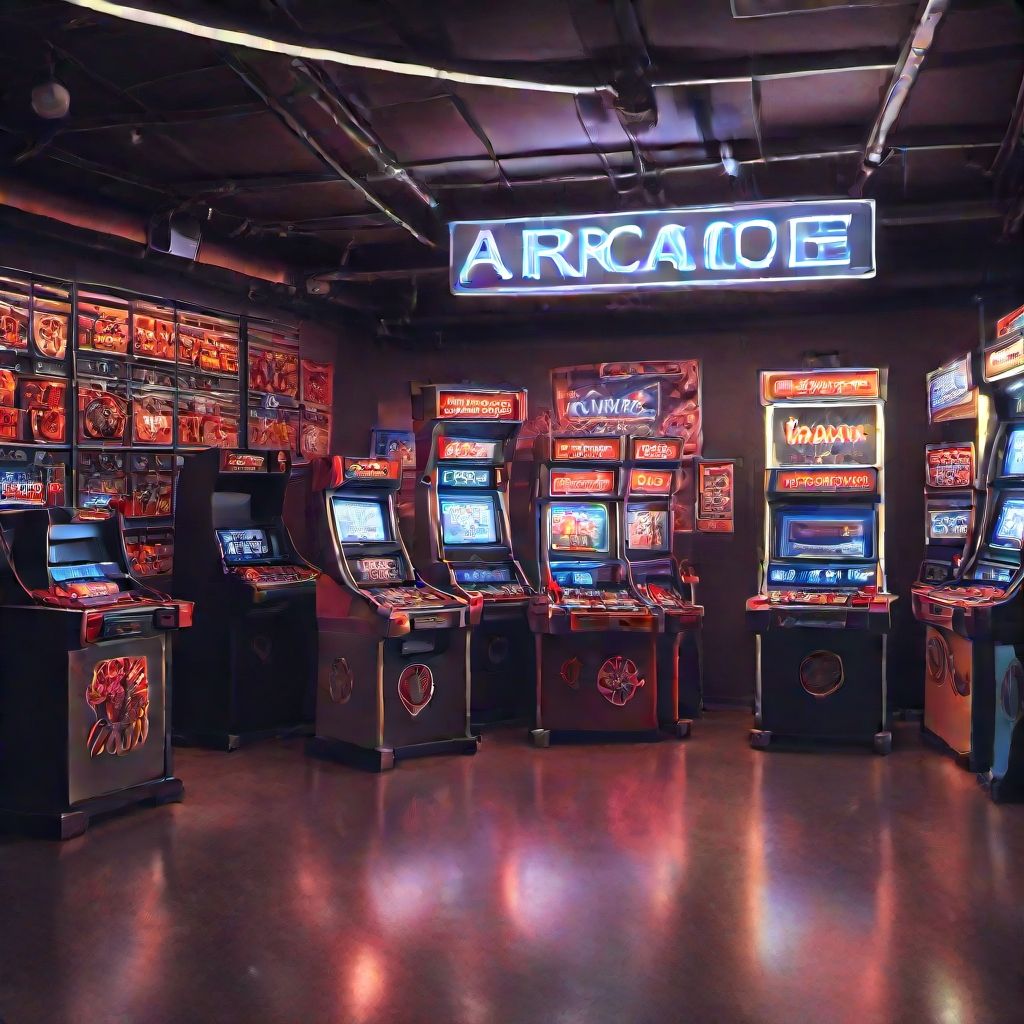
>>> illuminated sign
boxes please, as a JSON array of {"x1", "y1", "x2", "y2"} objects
[
  {"x1": 451, "y1": 200, "x2": 875, "y2": 295},
  {"x1": 344, "y1": 458, "x2": 400, "y2": 481},
  {"x1": 628, "y1": 468, "x2": 675, "y2": 495},
  {"x1": 630, "y1": 437, "x2": 683, "y2": 462},
  {"x1": 550, "y1": 469, "x2": 617, "y2": 495},
  {"x1": 437, "y1": 437, "x2": 499, "y2": 460},
  {"x1": 984, "y1": 332, "x2": 1024, "y2": 382},
  {"x1": 998, "y1": 303, "x2": 1024, "y2": 337},
  {"x1": 437, "y1": 390, "x2": 523, "y2": 420},
  {"x1": 927, "y1": 358, "x2": 976, "y2": 424},
  {"x1": 439, "y1": 467, "x2": 491, "y2": 488},
  {"x1": 563, "y1": 382, "x2": 659, "y2": 424},
  {"x1": 776, "y1": 468, "x2": 877, "y2": 493},
  {"x1": 354, "y1": 557, "x2": 401, "y2": 583},
  {"x1": 761, "y1": 369, "x2": 880, "y2": 403},
  {"x1": 926, "y1": 444, "x2": 974, "y2": 489},
  {"x1": 696, "y1": 461, "x2": 734, "y2": 533},
  {"x1": 552, "y1": 437, "x2": 623, "y2": 462},
  {"x1": 770, "y1": 404, "x2": 878, "y2": 467},
  {"x1": 221, "y1": 451, "x2": 266, "y2": 472}
]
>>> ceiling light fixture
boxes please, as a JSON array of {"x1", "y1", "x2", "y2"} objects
[{"x1": 61, "y1": 0, "x2": 607, "y2": 96}]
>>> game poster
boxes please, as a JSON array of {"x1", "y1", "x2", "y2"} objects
[
  {"x1": 372, "y1": 428, "x2": 416, "y2": 469},
  {"x1": 550, "y1": 360, "x2": 702, "y2": 451},
  {"x1": 697, "y1": 460, "x2": 735, "y2": 533}
]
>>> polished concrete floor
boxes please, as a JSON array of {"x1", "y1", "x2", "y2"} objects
[{"x1": 1, "y1": 713, "x2": 1023, "y2": 1024}]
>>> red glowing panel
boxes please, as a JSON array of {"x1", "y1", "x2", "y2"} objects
[
  {"x1": 628, "y1": 468, "x2": 674, "y2": 495},
  {"x1": 437, "y1": 390, "x2": 522, "y2": 420},
  {"x1": 985, "y1": 334, "x2": 1024, "y2": 382},
  {"x1": 997, "y1": 304, "x2": 1024, "y2": 337},
  {"x1": 221, "y1": 451, "x2": 266, "y2": 472},
  {"x1": 437, "y1": 437, "x2": 499, "y2": 460},
  {"x1": 777, "y1": 468, "x2": 877, "y2": 493},
  {"x1": 343, "y1": 457, "x2": 400, "y2": 481},
  {"x1": 550, "y1": 469, "x2": 616, "y2": 495},
  {"x1": 86, "y1": 656, "x2": 150, "y2": 757},
  {"x1": 552, "y1": 437, "x2": 622, "y2": 462},
  {"x1": 630, "y1": 437, "x2": 682, "y2": 462},
  {"x1": 926, "y1": 445, "x2": 974, "y2": 489},
  {"x1": 761, "y1": 369, "x2": 880, "y2": 403}
]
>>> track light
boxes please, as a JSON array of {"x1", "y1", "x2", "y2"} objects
[{"x1": 31, "y1": 80, "x2": 70, "y2": 120}]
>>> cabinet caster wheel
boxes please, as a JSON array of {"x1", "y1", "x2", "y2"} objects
[
  {"x1": 873, "y1": 731, "x2": 892, "y2": 756},
  {"x1": 674, "y1": 720, "x2": 692, "y2": 739},
  {"x1": 530, "y1": 729, "x2": 551, "y2": 748},
  {"x1": 749, "y1": 729, "x2": 771, "y2": 750}
]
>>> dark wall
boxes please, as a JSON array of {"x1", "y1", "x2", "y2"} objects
[{"x1": 330, "y1": 300, "x2": 984, "y2": 709}]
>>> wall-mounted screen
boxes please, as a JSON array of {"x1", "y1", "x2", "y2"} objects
[
  {"x1": 776, "y1": 509, "x2": 874, "y2": 560},
  {"x1": 332, "y1": 498, "x2": 388, "y2": 543},
  {"x1": 217, "y1": 528, "x2": 271, "y2": 563},
  {"x1": 440, "y1": 496, "x2": 498, "y2": 545},
  {"x1": 928, "y1": 508, "x2": 970, "y2": 541},
  {"x1": 992, "y1": 498, "x2": 1024, "y2": 550},
  {"x1": 549, "y1": 502, "x2": 610, "y2": 553},
  {"x1": 626, "y1": 506, "x2": 669, "y2": 551},
  {"x1": 1003, "y1": 429, "x2": 1024, "y2": 477}
]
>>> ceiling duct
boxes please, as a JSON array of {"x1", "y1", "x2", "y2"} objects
[{"x1": 732, "y1": 0, "x2": 915, "y2": 16}]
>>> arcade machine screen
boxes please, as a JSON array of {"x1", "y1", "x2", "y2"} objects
[
  {"x1": 332, "y1": 498, "x2": 389, "y2": 544},
  {"x1": 991, "y1": 498, "x2": 1024, "y2": 551},
  {"x1": 440, "y1": 496, "x2": 498, "y2": 546},
  {"x1": 217, "y1": 528, "x2": 272, "y2": 563},
  {"x1": 1, "y1": 467, "x2": 46, "y2": 505},
  {"x1": 626, "y1": 506, "x2": 669, "y2": 552},
  {"x1": 549, "y1": 502, "x2": 610, "y2": 554},
  {"x1": 1003, "y1": 428, "x2": 1024, "y2": 476},
  {"x1": 776, "y1": 509, "x2": 875, "y2": 560}
]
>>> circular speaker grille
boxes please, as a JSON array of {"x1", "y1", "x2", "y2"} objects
[{"x1": 799, "y1": 650, "x2": 844, "y2": 698}]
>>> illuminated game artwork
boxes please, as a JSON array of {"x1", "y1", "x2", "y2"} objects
[
  {"x1": 86, "y1": 656, "x2": 150, "y2": 758},
  {"x1": 626, "y1": 507, "x2": 669, "y2": 550},
  {"x1": 333, "y1": 499, "x2": 388, "y2": 543},
  {"x1": 928, "y1": 509, "x2": 970, "y2": 540},
  {"x1": 992, "y1": 499, "x2": 1024, "y2": 550},
  {"x1": 771, "y1": 404, "x2": 878, "y2": 466},
  {"x1": 549, "y1": 502, "x2": 610, "y2": 553},
  {"x1": 440, "y1": 497, "x2": 498, "y2": 545},
  {"x1": 1004, "y1": 429, "x2": 1024, "y2": 476},
  {"x1": 217, "y1": 529, "x2": 271, "y2": 562},
  {"x1": 551, "y1": 360, "x2": 701, "y2": 447},
  {"x1": 778, "y1": 510, "x2": 873, "y2": 560}
]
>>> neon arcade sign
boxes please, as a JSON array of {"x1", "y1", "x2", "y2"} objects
[{"x1": 450, "y1": 199, "x2": 875, "y2": 295}]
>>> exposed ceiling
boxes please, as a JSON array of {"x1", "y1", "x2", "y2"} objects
[{"x1": 0, "y1": 0, "x2": 1022, "y2": 325}]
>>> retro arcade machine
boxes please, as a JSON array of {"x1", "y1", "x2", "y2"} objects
[
  {"x1": 746, "y1": 368, "x2": 894, "y2": 754},
  {"x1": 307, "y1": 456, "x2": 477, "y2": 771},
  {"x1": 0, "y1": 506, "x2": 192, "y2": 838},
  {"x1": 912, "y1": 327, "x2": 1024, "y2": 800},
  {"x1": 624, "y1": 436, "x2": 703, "y2": 735},
  {"x1": 913, "y1": 353, "x2": 983, "y2": 764},
  {"x1": 412, "y1": 384, "x2": 534, "y2": 724},
  {"x1": 172, "y1": 448, "x2": 318, "y2": 749},
  {"x1": 528, "y1": 435, "x2": 663, "y2": 745}
]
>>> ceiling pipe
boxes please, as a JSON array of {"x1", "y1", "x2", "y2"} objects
[
  {"x1": 850, "y1": 0, "x2": 950, "y2": 196},
  {"x1": 224, "y1": 53, "x2": 436, "y2": 248},
  {"x1": 60, "y1": 0, "x2": 606, "y2": 96},
  {"x1": 0, "y1": 176, "x2": 294, "y2": 286}
]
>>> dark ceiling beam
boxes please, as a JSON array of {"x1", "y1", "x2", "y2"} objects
[
  {"x1": 222, "y1": 51, "x2": 436, "y2": 248},
  {"x1": 58, "y1": 102, "x2": 268, "y2": 133},
  {"x1": 989, "y1": 70, "x2": 1024, "y2": 182},
  {"x1": 173, "y1": 172, "x2": 346, "y2": 193},
  {"x1": 290, "y1": 58, "x2": 438, "y2": 209},
  {"x1": 850, "y1": 0, "x2": 951, "y2": 196}
]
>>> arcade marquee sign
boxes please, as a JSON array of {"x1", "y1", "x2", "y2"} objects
[{"x1": 450, "y1": 199, "x2": 875, "y2": 296}]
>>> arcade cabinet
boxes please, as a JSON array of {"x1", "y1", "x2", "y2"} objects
[
  {"x1": 912, "y1": 327, "x2": 1024, "y2": 801},
  {"x1": 624, "y1": 436, "x2": 703, "y2": 735},
  {"x1": 528, "y1": 435, "x2": 664, "y2": 745},
  {"x1": 412, "y1": 384, "x2": 534, "y2": 724},
  {"x1": 0, "y1": 505, "x2": 192, "y2": 839},
  {"x1": 912, "y1": 353, "x2": 983, "y2": 764},
  {"x1": 307, "y1": 456, "x2": 478, "y2": 771},
  {"x1": 746, "y1": 368, "x2": 895, "y2": 754},
  {"x1": 172, "y1": 448, "x2": 318, "y2": 750}
]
